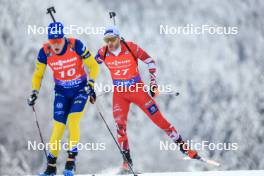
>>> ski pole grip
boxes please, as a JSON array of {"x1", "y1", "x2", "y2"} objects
[
  {"x1": 109, "y1": 11, "x2": 116, "y2": 18},
  {"x1": 47, "y1": 6, "x2": 56, "y2": 22},
  {"x1": 109, "y1": 11, "x2": 116, "y2": 25}
]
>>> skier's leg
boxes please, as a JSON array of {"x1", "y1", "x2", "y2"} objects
[
  {"x1": 48, "y1": 121, "x2": 66, "y2": 157},
  {"x1": 49, "y1": 92, "x2": 70, "y2": 157},
  {"x1": 132, "y1": 88, "x2": 198, "y2": 158},
  {"x1": 67, "y1": 109, "x2": 87, "y2": 150},
  {"x1": 63, "y1": 91, "x2": 88, "y2": 175},
  {"x1": 132, "y1": 88, "x2": 180, "y2": 140},
  {"x1": 112, "y1": 91, "x2": 133, "y2": 171},
  {"x1": 39, "y1": 154, "x2": 57, "y2": 176},
  {"x1": 67, "y1": 112, "x2": 84, "y2": 150},
  {"x1": 63, "y1": 151, "x2": 78, "y2": 176},
  {"x1": 113, "y1": 91, "x2": 130, "y2": 151},
  {"x1": 40, "y1": 93, "x2": 70, "y2": 175},
  {"x1": 67, "y1": 90, "x2": 88, "y2": 150}
]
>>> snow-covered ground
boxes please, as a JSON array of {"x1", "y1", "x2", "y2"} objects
[{"x1": 71, "y1": 170, "x2": 264, "y2": 176}]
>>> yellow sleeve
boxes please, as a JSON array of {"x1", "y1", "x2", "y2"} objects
[
  {"x1": 82, "y1": 49, "x2": 100, "y2": 86},
  {"x1": 32, "y1": 61, "x2": 46, "y2": 91}
]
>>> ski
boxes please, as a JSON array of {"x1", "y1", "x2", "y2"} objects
[
  {"x1": 89, "y1": 169, "x2": 142, "y2": 176},
  {"x1": 116, "y1": 170, "x2": 142, "y2": 175},
  {"x1": 183, "y1": 155, "x2": 221, "y2": 167},
  {"x1": 90, "y1": 173, "x2": 142, "y2": 176}
]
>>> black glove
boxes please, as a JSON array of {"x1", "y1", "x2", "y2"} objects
[
  {"x1": 27, "y1": 90, "x2": 39, "y2": 106},
  {"x1": 150, "y1": 83, "x2": 159, "y2": 98},
  {"x1": 85, "y1": 83, "x2": 96, "y2": 104}
]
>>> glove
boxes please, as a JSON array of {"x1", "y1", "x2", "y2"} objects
[
  {"x1": 150, "y1": 81, "x2": 159, "y2": 98},
  {"x1": 27, "y1": 90, "x2": 39, "y2": 106},
  {"x1": 84, "y1": 82, "x2": 96, "y2": 104}
]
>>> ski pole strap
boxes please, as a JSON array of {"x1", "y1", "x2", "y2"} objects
[
  {"x1": 120, "y1": 37, "x2": 138, "y2": 65},
  {"x1": 102, "y1": 37, "x2": 138, "y2": 65},
  {"x1": 103, "y1": 46, "x2": 108, "y2": 60}
]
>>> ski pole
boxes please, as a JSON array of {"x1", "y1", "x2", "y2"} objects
[
  {"x1": 46, "y1": 6, "x2": 56, "y2": 22},
  {"x1": 95, "y1": 102, "x2": 138, "y2": 176},
  {"x1": 159, "y1": 91, "x2": 180, "y2": 96},
  {"x1": 31, "y1": 106, "x2": 48, "y2": 160},
  {"x1": 97, "y1": 90, "x2": 180, "y2": 97},
  {"x1": 109, "y1": 11, "x2": 116, "y2": 25},
  {"x1": 97, "y1": 91, "x2": 110, "y2": 98}
]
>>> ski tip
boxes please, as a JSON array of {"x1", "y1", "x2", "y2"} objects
[
  {"x1": 183, "y1": 156, "x2": 221, "y2": 167},
  {"x1": 183, "y1": 156, "x2": 191, "y2": 160},
  {"x1": 206, "y1": 159, "x2": 221, "y2": 167}
]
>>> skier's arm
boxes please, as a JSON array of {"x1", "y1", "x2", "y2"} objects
[
  {"x1": 32, "y1": 48, "x2": 47, "y2": 91},
  {"x1": 94, "y1": 47, "x2": 106, "y2": 64},
  {"x1": 83, "y1": 53, "x2": 100, "y2": 86},
  {"x1": 28, "y1": 48, "x2": 47, "y2": 106},
  {"x1": 32, "y1": 61, "x2": 46, "y2": 91},
  {"x1": 75, "y1": 39, "x2": 100, "y2": 86},
  {"x1": 129, "y1": 42, "x2": 158, "y2": 97},
  {"x1": 129, "y1": 42, "x2": 157, "y2": 85}
]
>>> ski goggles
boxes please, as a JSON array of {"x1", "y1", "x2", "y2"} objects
[
  {"x1": 49, "y1": 38, "x2": 64, "y2": 44},
  {"x1": 104, "y1": 36, "x2": 119, "y2": 43}
]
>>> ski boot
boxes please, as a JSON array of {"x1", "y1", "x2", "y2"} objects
[
  {"x1": 39, "y1": 154, "x2": 57, "y2": 176},
  {"x1": 176, "y1": 136, "x2": 199, "y2": 159},
  {"x1": 118, "y1": 150, "x2": 133, "y2": 175},
  {"x1": 63, "y1": 151, "x2": 77, "y2": 176}
]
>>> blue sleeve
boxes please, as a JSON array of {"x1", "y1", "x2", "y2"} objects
[
  {"x1": 95, "y1": 49, "x2": 103, "y2": 64},
  {"x1": 37, "y1": 48, "x2": 47, "y2": 64},
  {"x1": 74, "y1": 39, "x2": 88, "y2": 57}
]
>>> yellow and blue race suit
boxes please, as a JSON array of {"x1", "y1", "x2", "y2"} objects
[{"x1": 31, "y1": 38, "x2": 99, "y2": 157}]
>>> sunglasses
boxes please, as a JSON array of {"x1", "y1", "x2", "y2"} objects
[
  {"x1": 104, "y1": 36, "x2": 118, "y2": 43},
  {"x1": 49, "y1": 38, "x2": 64, "y2": 44}
]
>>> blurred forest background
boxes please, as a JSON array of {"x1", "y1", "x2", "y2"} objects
[{"x1": 0, "y1": 0, "x2": 264, "y2": 175}]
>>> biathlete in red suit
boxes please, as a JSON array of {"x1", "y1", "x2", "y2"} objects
[{"x1": 95, "y1": 26, "x2": 199, "y2": 173}]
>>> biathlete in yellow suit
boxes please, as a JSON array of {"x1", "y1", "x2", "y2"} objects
[{"x1": 27, "y1": 22, "x2": 99, "y2": 176}]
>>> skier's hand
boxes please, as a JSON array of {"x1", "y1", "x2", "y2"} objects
[
  {"x1": 85, "y1": 82, "x2": 96, "y2": 104},
  {"x1": 27, "y1": 90, "x2": 39, "y2": 106},
  {"x1": 150, "y1": 82, "x2": 159, "y2": 98}
]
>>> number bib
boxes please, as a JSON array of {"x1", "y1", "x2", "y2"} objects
[
  {"x1": 45, "y1": 43, "x2": 86, "y2": 88},
  {"x1": 104, "y1": 51, "x2": 141, "y2": 86}
]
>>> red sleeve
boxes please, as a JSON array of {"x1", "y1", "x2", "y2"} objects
[
  {"x1": 127, "y1": 41, "x2": 157, "y2": 85},
  {"x1": 95, "y1": 46, "x2": 107, "y2": 64},
  {"x1": 126, "y1": 41, "x2": 151, "y2": 61}
]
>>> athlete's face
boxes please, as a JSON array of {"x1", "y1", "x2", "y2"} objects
[
  {"x1": 104, "y1": 36, "x2": 120, "y2": 52},
  {"x1": 49, "y1": 38, "x2": 65, "y2": 54}
]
